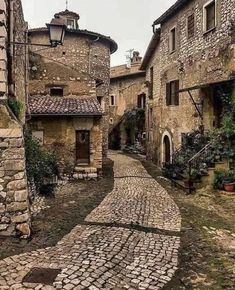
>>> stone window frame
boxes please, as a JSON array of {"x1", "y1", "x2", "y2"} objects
[
  {"x1": 166, "y1": 80, "x2": 180, "y2": 106},
  {"x1": 67, "y1": 19, "x2": 76, "y2": 30},
  {"x1": 137, "y1": 93, "x2": 146, "y2": 109},
  {"x1": 169, "y1": 26, "x2": 177, "y2": 53},
  {"x1": 203, "y1": 0, "x2": 217, "y2": 33},
  {"x1": 109, "y1": 118, "x2": 114, "y2": 125},
  {"x1": 50, "y1": 87, "x2": 64, "y2": 97}
]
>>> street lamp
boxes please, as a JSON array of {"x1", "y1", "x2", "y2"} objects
[
  {"x1": 2, "y1": 17, "x2": 67, "y2": 48},
  {"x1": 46, "y1": 17, "x2": 67, "y2": 47}
]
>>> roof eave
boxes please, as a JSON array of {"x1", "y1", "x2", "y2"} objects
[
  {"x1": 28, "y1": 28, "x2": 118, "y2": 54},
  {"x1": 30, "y1": 113, "x2": 103, "y2": 117},
  {"x1": 110, "y1": 71, "x2": 146, "y2": 80},
  {"x1": 153, "y1": 0, "x2": 192, "y2": 25}
]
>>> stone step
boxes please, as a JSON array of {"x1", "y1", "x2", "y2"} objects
[{"x1": 74, "y1": 167, "x2": 97, "y2": 174}]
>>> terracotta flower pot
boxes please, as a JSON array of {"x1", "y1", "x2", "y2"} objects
[{"x1": 224, "y1": 183, "x2": 235, "y2": 192}]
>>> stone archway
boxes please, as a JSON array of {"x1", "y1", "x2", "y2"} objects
[{"x1": 161, "y1": 131, "x2": 173, "y2": 164}]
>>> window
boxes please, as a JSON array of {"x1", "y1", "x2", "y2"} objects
[
  {"x1": 166, "y1": 80, "x2": 179, "y2": 106},
  {"x1": 97, "y1": 96, "x2": 102, "y2": 105},
  {"x1": 170, "y1": 27, "x2": 176, "y2": 52},
  {"x1": 50, "y1": 87, "x2": 64, "y2": 97},
  {"x1": 110, "y1": 95, "x2": 115, "y2": 106},
  {"x1": 149, "y1": 66, "x2": 154, "y2": 98},
  {"x1": 32, "y1": 131, "x2": 44, "y2": 145},
  {"x1": 137, "y1": 94, "x2": 146, "y2": 109},
  {"x1": 204, "y1": 0, "x2": 216, "y2": 32},
  {"x1": 187, "y1": 14, "x2": 195, "y2": 38},
  {"x1": 67, "y1": 19, "x2": 75, "y2": 29},
  {"x1": 109, "y1": 118, "x2": 114, "y2": 124}
]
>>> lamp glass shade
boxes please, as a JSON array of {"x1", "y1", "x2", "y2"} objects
[{"x1": 47, "y1": 18, "x2": 66, "y2": 46}]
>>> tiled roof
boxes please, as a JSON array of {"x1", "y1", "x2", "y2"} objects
[
  {"x1": 111, "y1": 63, "x2": 145, "y2": 79},
  {"x1": 29, "y1": 96, "x2": 103, "y2": 116},
  {"x1": 54, "y1": 9, "x2": 80, "y2": 19},
  {"x1": 28, "y1": 28, "x2": 118, "y2": 54}
]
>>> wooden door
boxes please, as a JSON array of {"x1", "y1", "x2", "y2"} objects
[{"x1": 76, "y1": 131, "x2": 90, "y2": 164}]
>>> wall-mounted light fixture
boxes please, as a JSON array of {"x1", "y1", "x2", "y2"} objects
[{"x1": 2, "y1": 17, "x2": 67, "y2": 49}]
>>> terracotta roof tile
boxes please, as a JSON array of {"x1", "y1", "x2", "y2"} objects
[{"x1": 29, "y1": 96, "x2": 102, "y2": 116}]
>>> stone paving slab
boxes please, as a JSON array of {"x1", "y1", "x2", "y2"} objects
[
  {"x1": 0, "y1": 153, "x2": 181, "y2": 290},
  {"x1": 86, "y1": 154, "x2": 181, "y2": 232}
]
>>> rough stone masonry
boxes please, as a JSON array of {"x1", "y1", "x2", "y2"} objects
[
  {"x1": 0, "y1": 0, "x2": 31, "y2": 237},
  {"x1": 0, "y1": 129, "x2": 31, "y2": 236}
]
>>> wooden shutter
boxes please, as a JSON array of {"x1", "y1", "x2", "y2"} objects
[
  {"x1": 174, "y1": 80, "x2": 179, "y2": 106},
  {"x1": 166, "y1": 83, "x2": 171, "y2": 106}
]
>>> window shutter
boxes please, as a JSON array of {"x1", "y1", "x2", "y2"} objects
[
  {"x1": 175, "y1": 80, "x2": 179, "y2": 106},
  {"x1": 166, "y1": 83, "x2": 170, "y2": 106}
]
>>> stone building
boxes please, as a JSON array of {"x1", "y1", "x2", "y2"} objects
[
  {"x1": 109, "y1": 51, "x2": 146, "y2": 150},
  {"x1": 0, "y1": 0, "x2": 30, "y2": 236},
  {"x1": 141, "y1": 0, "x2": 235, "y2": 165},
  {"x1": 28, "y1": 9, "x2": 117, "y2": 178}
]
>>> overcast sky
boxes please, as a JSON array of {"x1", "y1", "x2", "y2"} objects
[{"x1": 21, "y1": 0, "x2": 175, "y2": 66}]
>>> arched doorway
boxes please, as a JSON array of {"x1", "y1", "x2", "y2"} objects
[
  {"x1": 161, "y1": 131, "x2": 173, "y2": 164},
  {"x1": 163, "y1": 135, "x2": 171, "y2": 163}
]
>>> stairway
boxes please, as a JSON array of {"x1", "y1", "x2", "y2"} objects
[{"x1": 73, "y1": 166, "x2": 98, "y2": 180}]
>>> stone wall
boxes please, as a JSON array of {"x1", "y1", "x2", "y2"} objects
[
  {"x1": 0, "y1": 0, "x2": 30, "y2": 236},
  {"x1": 0, "y1": 129, "x2": 30, "y2": 236},
  {"x1": 145, "y1": 0, "x2": 235, "y2": 164}
]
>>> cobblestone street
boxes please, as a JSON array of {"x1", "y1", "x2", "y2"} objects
[{"x1": 0, "y1": 153, "x2": 181, "y2": 290}]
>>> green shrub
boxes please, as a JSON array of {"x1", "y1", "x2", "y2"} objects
[
  {"x1": 214, "y1": 170, "x2": 235, "y2": 190},
  {"x1": 8, "y1": 98, "x2": 23, "y2": 119},
  {"x1": 25, "y1": 132, "x2": 58, "y2": 195}
]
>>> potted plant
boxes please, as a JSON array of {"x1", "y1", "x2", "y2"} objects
[
  {"x1": 214, "y1": 170, "x2": 235, "y2": 192},
  {"x1": 224, "y1": 170, "x2": 235, "y2": 192},
  {"x1": 224, "y1": 182, "x2": 234, "y2": 192}
]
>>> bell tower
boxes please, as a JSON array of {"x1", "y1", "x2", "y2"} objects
[{"x1": 54, "y1": 4, "x2": 80, "y2": 30}]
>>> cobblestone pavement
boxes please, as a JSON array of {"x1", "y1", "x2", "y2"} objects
[
  {"x1": 0, "y1": 153, "x2": 181, "y2": 290},
  {"x1": 86, "y1": 154, "x2": 181, "y2": 232}
]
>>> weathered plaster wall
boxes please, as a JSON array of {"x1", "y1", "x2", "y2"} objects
[{"x1": 145, "y1": 0, "x2": 235, "y2": 164}]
